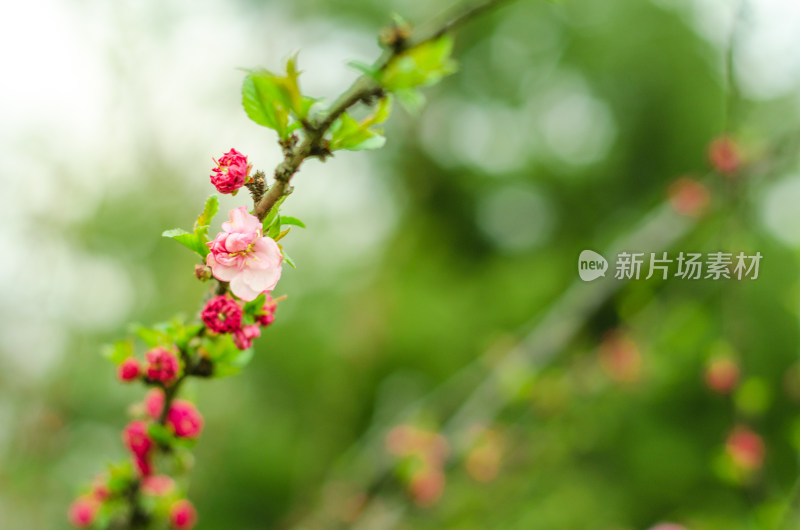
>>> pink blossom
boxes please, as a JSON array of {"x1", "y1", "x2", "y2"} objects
[
  {"x1": 145, "y1": 347, "x2": 180, "y2": 384},
  {"x1": 206, "y1": 207, "x2": 283, "y2": 302},
  {"x1": 233, "y1": 324, "x2": 261, "y2": 350},
  {"x1": 256, "y1": 293, "x2": 278, "y2": 327},
  {"x1": 118, "y1": 358, "x2": 140, "y2": 382},
  {"x1": 68, "y1": 496, "x2": 99, "y2": 528},
  {"x1": 123, "y1": 420, "x2": 153, "y2": 457},
  {"x1": 210, "y1": 148, "x2": 251, "y2": 194},
  {"x1": 142, "y1": 474, "x2": 176, "y2": 496},
  {"x1": 258, "y1": 312, "x2": 275, "y2": 327},
  {"x1": 134, "y1": 454, "x2": 153, "y2": 477},
  {"x1": 167, "y1": 400, "x2": 204, "y2": 439},
  {"x1": 123, "y1": 420, "x2": 154, "y2": 477},
  {"x1": 144, "y1": 388, "x2": 165, "y2": 420},
  {"x1": 169, "y1": 499, "x2": 198, "y2": 529},
  {"x1": 201, "y1": 294, "x2": 243, "y2": 333}
]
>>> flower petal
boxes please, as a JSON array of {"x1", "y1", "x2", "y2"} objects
[
  {"x1": 224, "y1": 233, "x2": 252, "y2": 253},
  {"x1": 208, "y1": 257, "x2": 239, "y2": 282},
  {"x1": 242, "y1": 265, "x2": 281, "y2": 293},
  {"x1": 230, "y1": 274, "x2": 261, "y2": 301},
  {"x1": 253, "y1": 238, "x2": 282, "y2": 264},
  {"x1": 222, "y1": 206, "x2": 261, "y2": 235}
]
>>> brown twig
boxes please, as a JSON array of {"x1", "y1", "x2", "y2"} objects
[{"x1": 252, "y1": 0, "x2": 515, "y2": 221}]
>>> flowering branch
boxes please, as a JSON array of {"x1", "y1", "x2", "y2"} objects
[{"x1": 69, "y1": 1, "x2": 515, "y2": 529}]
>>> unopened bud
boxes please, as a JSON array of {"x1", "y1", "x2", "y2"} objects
[
  {"x1": 194, "y1": 264, "x2": 212, "y2": 281},
  {"x1": 379, "y1": 22, "x2": 411, "y2": 51}
]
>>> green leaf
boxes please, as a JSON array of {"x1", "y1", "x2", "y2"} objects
[
  {"x1": 134, "y1": 325, "x2": 171, "y2": 348},
  {"x1": 95, "y1": 500, "x2": 128, "y2": 529},
  {"x1": 134, "y1": 318, "x2": 202, "y2": 351},
  {"x1": 162, "y1": 196, "x2": 219, "y2": 259},
  {"x1": 175, "y1": 323, "x2": 203, "y2": 350},
  {"x1": 195, "y1": 195, "x2": 218, "y2": 235},
  {"x1": 329, "y1": 111, "x2": 387, "y2": 152},
  {"x1": 283, "y1": 251, "x2": 297, "y2": 269},
  {"x1": 347, "y1": 60, "x2": 380, "y2": 80},
  {"x1": 147, "y1": 423, "x2": 175, "y2": 446},
  {"x1": 242, "y1": 70, "x2": 291, "y2": 139},
  {"x1": 241, "y1": 58, "x2": 312, "y2": 138},
  {"x1": 162, "y1": 229, "x2": 207, "y2": 258},
  {"x1": 106, "y1": 478, "x2": 129, "y2": 495},
  {"x1": 191, "y1": 196, "x2": 219, "y2": 258},
  {"x1": 94, "y1": 464, "x2": 133, "y2": 527},
  {"x1": 280, "y1": 216, "x2": 306, "y2": 228},
  {"x1": 232, "y1": 347, "x2": 254, "y2": 368},
  {"x1": 242, "y1": 293, "x2": 268, "y2": 315},
  {"x1": 366, "y1": 96, "x2": 392, "y2": 126},
  {"x1": 282, "y1": 55, "x2": 311, "y2": 120},
  {"x1": 203, "y1": 335, "x2": 255, "y2": 378},
  {"x1": 218, "y1": 347, "x2": 254, "y2": 377},
  {"x1": 380, "y1": 35, "x2": 458, "y2": 92},
  {"x1": 106, "y1": 461, "x2": 134, "y2": 492},
  {"x1": 268, "y1": 218, "x2": 282, "y2": 239},
  {"x1": 351, "y1": 135, "x2": 387, "y2": 151},
  {"x1": 103, "y1": 340, "x2": 134, "y2": 365},
  {"x1": 287, "y1": 121, "x2": 304, "y2": 134},
  {"x1": 394, "y1": 88, "x2": 426, "y2": 113},
  {"x1": 328, "y1": 97, "x2": 391, "y2": 152},
  {"x1": 262, "y1": 196, "x2": 288, "y2": 233}
]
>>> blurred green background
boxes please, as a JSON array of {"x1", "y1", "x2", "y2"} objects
[{"x1": 2, "y1": 0, "x2": 800, "y2": 528}]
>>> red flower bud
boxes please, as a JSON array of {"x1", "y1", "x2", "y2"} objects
[
  {"x1": 118, "y1": 358, "x2": 140, "y2": 382},
  {"x1": 201, "y1": 295, "x2": 243, "y2": 334},
  {"x1": 169, "y1": 499, "x2": 198, "y2": 529},
  {"x1": 68, "y1": 496, "x2": 98, "y2": 528}
]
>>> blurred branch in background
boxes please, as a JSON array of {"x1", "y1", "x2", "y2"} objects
[
  {"x1": 297, "y1": 0, "x2": 800, "y2": 518},
  {"x1": 303, "y1": 112, "x2": 800, "y2": 524},
  {"x1": 301, "y1": 186, "x2": 699, "y2": 528}
]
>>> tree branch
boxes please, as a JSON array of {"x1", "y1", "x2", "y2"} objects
[
  {"x1": 252, "y1": 0, "x2": 515, "y2": 221},
  {"x1": 406, "y1": 0, "x2": 512, "y2": 49}
]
